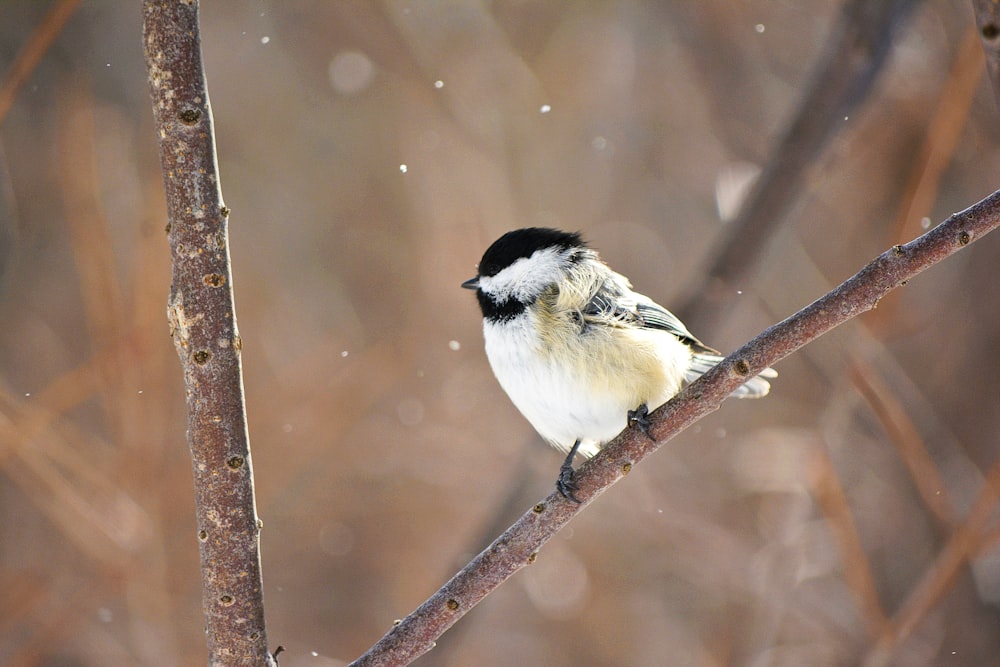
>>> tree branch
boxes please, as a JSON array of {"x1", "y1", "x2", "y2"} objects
[
  {"x1": 676, "y1": 0, "x2": 920, "y2": 330},
  {"x1": 142, "y1": 2, "x2": 273, "y2": 664},
  {"x1": 0, "y1": 0, "x2": 80, "y2": 126},
  {"x1": 972, "y1": 0, "x2": 1000, "y2": 111},
  {"x1": 349, "y1": 188, "x2": 1000, "y2": 667}
]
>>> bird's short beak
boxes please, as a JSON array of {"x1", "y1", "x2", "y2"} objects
[{"x1": 461, "y1": 277, "x2": 480, "y2": 290}]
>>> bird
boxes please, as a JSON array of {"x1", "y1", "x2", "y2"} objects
[{"x1": 462, "y1": 227, "x2": 775, "y2": 501}]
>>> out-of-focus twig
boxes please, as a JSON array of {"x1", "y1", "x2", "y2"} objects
[
  {"x1": 0, "y1": 0, "x2": 81, "y2": 126},
  {"x1": 677, "y1": 0, "x2": 920, "y2": 330},
  {"x1": 348, "y1": 181, "x2": 1000, "y2": 666},
  {"x1": 58, "y1": 81, "x2": 132, "y2": 442},
  {"x1": 850, "y1": 361, "x2": 957, "y2": 528},
  {"x1": 867, "y1": 26, "x2": 984, "y2": 333},
  {"x1": 863, "y1": 458, "x2": 1000, "y2": 666},
  {"x1": 810, "y1": 443, "x2": 890, "y2": 639},
  {"x1": 0, "y1": 383, "x2": 152, "y2": 563},
  {"x1": 972, "y1": 0, "x2": 1000, "y2": 111},
  {"x1": 976, "y1": 524, "x2": 1000, "y2": 556},
  {"x1": 886, "y1": 27, "x2": 984, "y2": 245},
  {"x1": 142, "y1": 2, "x2": 274, "y2": 664}
]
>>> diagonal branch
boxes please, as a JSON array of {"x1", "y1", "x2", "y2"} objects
[
  {"x1": 676, "y1": 0, "x2": 921, "y2": 329},
  {"x1": 809, "y1": 441, "x2": 890, "y2": 638},
  {"x1": 142, "y1": 2, "x2": 274, "y2": 664},
  {"x1": 349, "y1": 188, "x2": 1000, "y2": 667},
  {"x1": 863, "y1": 456, "x2": 1000, "y2": 665},
  {"x1": 0, "y1": 0, "x2": 81, "y2": 126}
]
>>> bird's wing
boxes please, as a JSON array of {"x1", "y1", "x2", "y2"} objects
[
  {"x1": 632, "y1": 300, "x2": 718, "y2": 353},
  {"x1": 581, "y1": 281, "x2": 717, "y2": 353},
  {"x1": 579, "y1": 282, "x2": 639, "y2": 326}
]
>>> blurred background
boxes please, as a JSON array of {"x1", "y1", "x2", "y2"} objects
[{"x1": 1, "y1": 1, "x2": 1000, "y2": 665}]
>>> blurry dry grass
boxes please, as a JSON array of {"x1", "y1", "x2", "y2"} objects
[{"x1": 1, "y1": 2, "x2": 1000, "y2": 666}]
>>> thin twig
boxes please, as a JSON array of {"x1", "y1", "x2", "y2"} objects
[
  {"x1": 677, "y1": 0, "x2": 921, "y2": 329},
  {"x1": 809, "y1": 442, "x2": 890, "y2": 639},
  {"x1": 0, "y1": 0, "x2": 81, "y2": 126},
  {"x1": 885, "y1": 26, "x2": 983, "y2": 245},
  {"x1": 976, "y1": 522, "x2": 1000, "y2": 555},
  {"x1": 972, "y1": 0, "x2": 1000, "y2": 111},
  {"x1": 142, "y1": 2, "x2": 273, "y2": 664},
  {"x1": 866, "y1": 25, "x2": 984, "y2": 333},
  {"x1": 349, "y1": 187, "x2": 1000, "y2": 666},
  {"x1": 863, "y1": 457, "x2": 1000, "y2": 666},
  {"x1": 849, "y1": 360, "x2": 957, "y2": 528}
]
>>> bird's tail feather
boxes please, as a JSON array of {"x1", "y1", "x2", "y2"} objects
[{"x1": 686, "y1": 353, "x2": 776, "y2": 398}]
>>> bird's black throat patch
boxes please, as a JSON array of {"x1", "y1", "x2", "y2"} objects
[{"x1": 478, "y1": 291, "x2": 527, "y2": 322}]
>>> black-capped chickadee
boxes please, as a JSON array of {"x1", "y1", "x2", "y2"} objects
[{"x1": 462, "y1": 227, "x2": 775, "y2": 501}]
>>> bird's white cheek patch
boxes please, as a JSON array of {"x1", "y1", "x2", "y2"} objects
[{"x1": 479, "y1": 248, "x2": 566, "y2": 303}]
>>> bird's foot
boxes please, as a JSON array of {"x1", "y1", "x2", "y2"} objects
[
  {"x1": 628, "y1": 403, "x2": 654, "y2": 441},
  {"x1": 556, "y1": 439, "x2": 583, "y2": 503}
]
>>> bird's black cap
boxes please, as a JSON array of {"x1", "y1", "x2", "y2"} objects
[{"x1": 475, "y1": 227, "x2": 584, "y2": 278}]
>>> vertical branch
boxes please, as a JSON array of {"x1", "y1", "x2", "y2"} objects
[{"x1": 142, "y1": 2, "x2": 272, "y2": 665}]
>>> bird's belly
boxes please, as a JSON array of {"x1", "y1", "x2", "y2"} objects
[{"x1": 483, "y1": 321, "x2": 690, "y2": 456}]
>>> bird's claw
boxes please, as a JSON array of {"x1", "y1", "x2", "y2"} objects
[
  {"x1": 557, "y1": 462, "x2": 581, "y2": 503},
  {"x1": 556, "y1": 439, "x2": 583, "y2": 503},
  {"x1": 628, "y1": 403, "x2": 654, "y2": 441}
]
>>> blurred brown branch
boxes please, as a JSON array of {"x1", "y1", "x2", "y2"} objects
[
  {"x1": 972, "y1": 0, "x2": 1000, "y2": 111},
  {"x1": 864, "y1": 458, "x2": 1000, "y2": 666},
  {"x1": 867, "y1": 25, "x2": 984, "y2": 333},
  {"x1": 0, "y1": 0, "x2": 80, "y2": 127},
  {"x1": 810, "y1": 442, "x2": 890, "y2": 639},
  {"x1": 142, "y1": 2, "x2": 273, "y2": 665},
  {"x1": 886, "y1": 26, "x2": 984, "y2": 246},
  {"x1": 850, "y1": 360, "x2": 957, "y2": 529},
  {"x1": 349, "y1": 184, "x2": 1000, "y2": 665},
  {"x1": 677, "y1": 0, "x2": 920, "y2": 330}
]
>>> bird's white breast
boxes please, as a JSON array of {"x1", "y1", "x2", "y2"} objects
[{"x1": 482, "y1": 312, "x2": 692, "y2": 458}]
